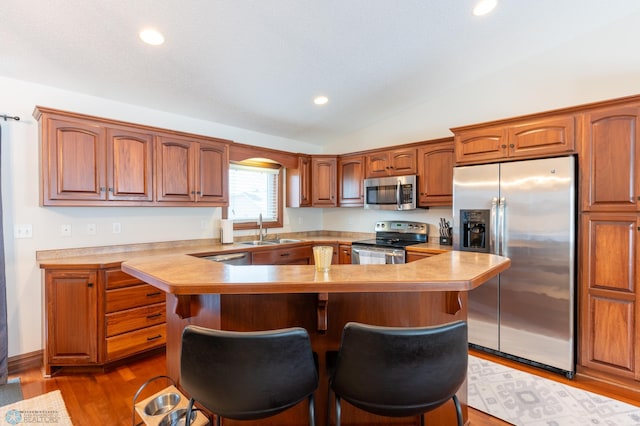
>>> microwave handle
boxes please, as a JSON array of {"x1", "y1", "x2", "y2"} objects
[{"x1": 396, "y1": 179, "x2": 401, "y2": 209}]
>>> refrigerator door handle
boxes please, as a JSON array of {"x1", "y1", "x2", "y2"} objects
[
  {"x1": 490, "y1": 197, "x2": 499, "y2": 254},
  {"x1": 497, "y1": 197, "x2": 506, "y2": 256}
]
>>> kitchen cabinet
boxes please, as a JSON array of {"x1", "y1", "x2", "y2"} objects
[
  {"x1": 579, "y1": 213, "x2": 639, "y2": 380},
  {"x1": 286, "y1": 155, "x2": 312, "y2": 207},
  {"x1": 365, "y1": 148, "x2": 417, "y2": 178},
  {"x1": 37, "y1": 112, "x2": 155, "y2": 206},
  {"x1": 578, "y1": 102, "x2": 640, "y2": 382},
  {"x1": 417, "y1": 139, "x2": 454, "y2": 207},
  {"x1": 452, "y1": 114, "x2": 576, "y2": 165},
  {"x1": 338, "y1": 155, "x2": 365, "y2": 207},
  {"x1": 44, "y1": 269, "x2": 100, "y2": 376},
  {"x1": 252, "y1": 245, "x2": 314, "y2": 265},
  {"x1": 406, "y1": 251, "x2": 436, "y2": 262},
  {"x1": 339, "y1": 244, "x2": 352, "y2": 264},
  {"x1": 104, "y1": 269, "x2": 166, "y2": 362},
  {"x1": 311, "y1": 156, "x2": 337, "y2": 207},
  {"x1": 42, "y1": 266, "x2": 166, "y2": 376},
  {"x1": 155, "y1": 135, "x2": 229, "y2": 205},
  {"x1": 580, "y1": 105, "x2": 640, "y2": 212}
]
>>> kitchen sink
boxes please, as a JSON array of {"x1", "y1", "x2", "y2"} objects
[
  {"x1": 239, "y1": 240, "x2": 279, "y2": 246},
  {"x1": 239, "y1": 238, "x2": 303, "y2": 246}
]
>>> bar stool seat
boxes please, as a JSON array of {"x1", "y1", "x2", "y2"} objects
[
  {"x1": 328, "y1": 321, "x2": 468, "y2": 426},
  {"x1": 180, "y1": 325, "x2": 319, "y2": 426}
]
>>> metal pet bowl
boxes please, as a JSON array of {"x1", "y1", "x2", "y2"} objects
[
  {"x1": 143, "y1": 392, "x2": 181, "y2": 416},
  {"x1": 158, "y1": 409, "x2": 197, "y2": 426}
]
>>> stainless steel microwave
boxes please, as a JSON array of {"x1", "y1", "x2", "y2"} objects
[{"x1": 363, "y1": 175, "x2": 417, "y2": 210}]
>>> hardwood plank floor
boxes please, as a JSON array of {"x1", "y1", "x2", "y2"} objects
[{"x1": 7, "y1": 349, "x2": 640, "y2": 425}]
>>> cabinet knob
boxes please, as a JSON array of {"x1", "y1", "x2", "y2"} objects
[
  {"x1": 99, "y1": 187, "x2": 106, "y2": 192},
  {"x1": 501, "y1": 144, "x2": 507, "y2": 148},
  {"x1": 509, "y1": 144, "x2": 515, "y2": 148},
  {"x1": 87, "y1": 283, "x2": 93, "y2": 287}
]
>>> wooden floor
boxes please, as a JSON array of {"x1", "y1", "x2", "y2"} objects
[{"x1": 8, "y1": 349, "x2": 640, "y2": 425}]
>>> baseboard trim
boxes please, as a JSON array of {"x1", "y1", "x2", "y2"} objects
[{"x1": 8, "y1": 350, "x2": 43, "y2": 375}]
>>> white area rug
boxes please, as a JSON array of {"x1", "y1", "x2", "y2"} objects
[
  {"x1": 0, "y1": 390, "x2": 72, "y2": 425},
  {"x1": 468, "y1": 355, "x2": 640, "y2": 426}
]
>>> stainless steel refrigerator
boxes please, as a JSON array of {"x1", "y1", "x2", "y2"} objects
[{"x1": 453, "y1": 156, "x2": 576, "y2": 377}]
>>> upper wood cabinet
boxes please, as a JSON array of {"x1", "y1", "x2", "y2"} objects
[
  {"x1": 453, "y1": 114, "x2": 577, "y2": 165},
  {"x1": 338, "y1": 155, "x2": 365, "y2": 207},
  {"x1": 155, "y1": 135, "x2": 229, "y2": 205},
  {"x1": 286, "y1": 155, "x2": 312, "y2": 208},
  {"x1": 417, "y1": 139, "x2": 454, "y2": 207},
  {"x1": 35, "y1": 107, "x2": 230, "y2": 207},
  {"x1": 365, "y1": 148, "x2": 417, "y2": 178},
  {"x1": 311, "y1": 156, "x2": 337, "y2": 207},
  {"x1": 106, "y1": 128, "x2": 154, "y2": 202},
  {"x1": 580, "y1": 105, "x2": 640, "y2": 212}
]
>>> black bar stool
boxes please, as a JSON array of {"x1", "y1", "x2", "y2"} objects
[
  {"x1": 180, "y1": 325, "x2": 319, "y2": 426},
  {"x1": 328, "y1": 321, "x2": 468, "y2": 426}
]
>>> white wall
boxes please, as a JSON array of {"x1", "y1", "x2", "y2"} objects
[{"x1": 0, "y1": 76, "x2": 325, "y2": 357}]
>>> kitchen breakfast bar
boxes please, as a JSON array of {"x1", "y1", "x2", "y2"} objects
[{"x1": 122, "y1": 251, "x2": 510, "y2": 426}]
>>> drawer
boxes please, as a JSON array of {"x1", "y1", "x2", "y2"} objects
[
  {"x1": 252, "y1": 245, "x2": 313, "y2": 265},
  {"x1": 106, "y1": 303, "x2": 166, "y2": 337},
  {"x1": 106, "y1": 284, "x2": 165, "y2": 313},
  {"x1": 105, "y1": 269, "x2": 143, "y2": 289},
  {"x1": 106, "y1": 324, "x2": 166, "y2": 361}
]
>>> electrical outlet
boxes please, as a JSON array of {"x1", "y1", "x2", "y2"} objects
[
  {"x1": 87, "y1": 224, "x2": 96, "y2": 235},
  {"x1": 60, "y1": 224, "x2": 72, "y2": 237},
  {"x1": 14, "y1": 224, "x2": 33, "y2": 239},
  {"x1": 112, "y1": 222, "x2": 121, "y2": 234}
]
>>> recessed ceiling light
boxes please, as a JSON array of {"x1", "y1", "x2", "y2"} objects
[
  {"x1": 139, "y1": 28, "x2": 165, "y2": 45},
  {"x1": 473, "y1": 0, "x2": 498, "y2": 16},
  {"x1": 314, "y1": 96, "x2": 329, "y2": 105}
]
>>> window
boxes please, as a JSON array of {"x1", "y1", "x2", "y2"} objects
[{"x1": 227, "y1": 161, "x2": 283, "y2": 229}]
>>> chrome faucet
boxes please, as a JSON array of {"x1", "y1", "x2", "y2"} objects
[{"x1": 258, "y1": 213, "x2": 267, "y2": 242}]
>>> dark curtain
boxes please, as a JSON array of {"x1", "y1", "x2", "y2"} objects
[{"x1": 0, "y1": 125, "x2": 7, "y2": 384}]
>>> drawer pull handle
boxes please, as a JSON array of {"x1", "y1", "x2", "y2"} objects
[
  {"x1": 146, "y1": 292, "x2": 162, "y2": 297},
  {"x1": 87, "y1": 283, "x2": 93, "y2": 288},
  {"x1": 146, "y1": 313, "x2": 162, "y2": 319},
  {"x1": 280, "y1": 253, "x2": 290, "y2": 257},
  {"x1": 147, "y1": 335, "x2": 162, "y2": 341}
]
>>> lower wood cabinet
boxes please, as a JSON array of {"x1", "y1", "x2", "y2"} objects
[
  {"x1": 339, "y1": 244, "x2": 352, "y2": 264},
  {"x1": 44, "y1": 270, "x2": 100, "y2": 374},
  {"x1": 43, "y1": 266, "x2": 166, "y2": 376},
  {"x1": 579, "y1": 213, "x2": 640, "y2": 381},
  {"x1": 251, "y1": 245, "x2": 314, "y2": 265}
]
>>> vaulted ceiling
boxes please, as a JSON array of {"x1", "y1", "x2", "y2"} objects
[{"x1": 3, "y1": 0, "x2": 640, "y2": 144}]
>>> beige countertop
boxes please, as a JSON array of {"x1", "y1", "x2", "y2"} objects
[
  {"x1": 36, "y1": 232, "x2": 452, "y2": 268},
  {"x1": 121, "y1": 251, "x2": 510, "y2": 295}
]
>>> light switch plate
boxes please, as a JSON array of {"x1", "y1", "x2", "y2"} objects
[{"x1": 14, "y1": 224, "x2": 33, "y2": 239}]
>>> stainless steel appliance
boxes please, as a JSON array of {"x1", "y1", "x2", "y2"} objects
[
  {"x1": 453, "y1": 156, "x2": 576, "y2": 378},
  {"x1": 363, "y1": 175, "x2": 417, "y2": 210},
  {"x1": 352, "y1": 220, "x2": 428, "y2": 264}
]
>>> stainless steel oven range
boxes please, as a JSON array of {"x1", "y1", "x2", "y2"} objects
[{"x1": 351, "y1": 220, "x2": 428, "y2": 264}]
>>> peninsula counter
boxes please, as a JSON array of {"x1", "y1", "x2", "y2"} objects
[{"x1": 122, "y1": 251, "x2": 510, "y2": 426}]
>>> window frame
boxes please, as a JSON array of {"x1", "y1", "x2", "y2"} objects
[{"x1": 223, "y1": 160, "x2": 283, "y2": 231}]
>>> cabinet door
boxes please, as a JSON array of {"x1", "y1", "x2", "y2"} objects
[
  {"x1": 365, "y1": 152, "x2": 391, "y2": 178},
  {"x1": 252, "y1": 245, "x2": 313, "y2": 265},
  {"x1": 196, "y1": 140, "x2": 229, "y2": 204},
  {"x1": 454, "y1": 125, "x2": 507, "y2": 164},
  {"x1": 155, "y1": 136, "x2": 197, "y2": 202},
  {"x1": 417, "y1": 141, "x2": 454, "y2": 207},
  {"x1": 311, "y1": 156, "x2": 337, "y2": 207},
  {"x1": 44, "y1": 118, "x2": 106, "y2": 202},
  {"x1": 338, "y1": 155, "x2": 364, "y2": 207},
  {"x1": 106, "y1": 128, "x2": 153, "y2": 201},
  {"x1": 339, "y1": 244, "x2": 352, "y2": 264},
  {"x1": 45, "y1": 270, "x2": 100, "y2": 372},
  {"x1": 581, "y1": 105, "x2": 640, "y2": 212},
  {"x1": 508, "y1": 115, "x2": 576, "y2": 159},
  {"x1": 579, "y1": 213, "x2": 639, "y2": 379},
  {"x1": 286, "y1": 156, "x2": 311, "y2": 207},
  {"x1": 388, "y1": 148, "x2": 417, "y2": 175}
]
